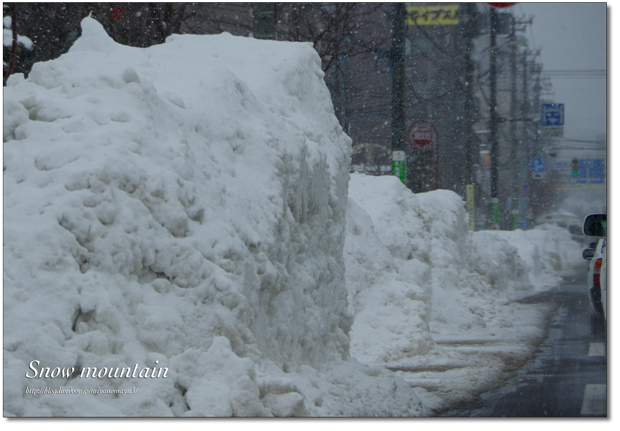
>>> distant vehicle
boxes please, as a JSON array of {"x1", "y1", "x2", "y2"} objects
[
  {"x1": 535, "y1": 212, "x2": 588, "y2": 246},
  {"x1": 583, "y1": 238, "x2": 605, "y2": 339},
  {"x1": 582, "y1": 214, "x2": 607, "y2": 337}
]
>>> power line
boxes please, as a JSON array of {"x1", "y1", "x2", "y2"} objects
[
  {"x1": 560, "y1": 138, "x2": 607, "y2": 144},
  {"x1": 541, "y1": 69, "x2": 606, "y2": 79},
  {"x1": 543, "y1": 70, "x2": 605, "y2": 73}
]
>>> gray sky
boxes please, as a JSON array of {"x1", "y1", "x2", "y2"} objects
[
  {"x1": 514, "y1": 2, "x2": 607, "y2": 143},
  {"x1": 500, "y1": 3, "x2": 608, "y2": 216}
]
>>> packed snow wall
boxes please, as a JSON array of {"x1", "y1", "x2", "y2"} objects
[
  {"x1": 346, "y1": 174, "x2": 582, "y2": 364},
  {"x1": 3, "y1": 17, "x2": 360, "y2": 416},
  {"x1": 346, "y1": 174, "x2": 485, "y2": 363}
]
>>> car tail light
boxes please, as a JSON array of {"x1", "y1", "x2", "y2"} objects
[{"x1": 593, "y1": 258, "x2": 603, "y2": 287}]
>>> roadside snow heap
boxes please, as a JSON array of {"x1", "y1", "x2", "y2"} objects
[
  {"x1": 3, "y1": 18, "x2": 424, "y2": 417},
  {"x1": 347, "y1": 173, "x2": 582, "y2": 364}
]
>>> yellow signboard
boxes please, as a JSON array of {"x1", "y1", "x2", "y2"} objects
[{"x1": 406, "y1": 5, "x2": 460, "y2": 26}]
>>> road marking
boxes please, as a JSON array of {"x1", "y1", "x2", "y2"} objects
[
  {"x1": 580, "y1": 384, "x2": 606, "y2": 416},
  {"x1": 588, "y1": 342, "x2": 606, "y2": 356}
]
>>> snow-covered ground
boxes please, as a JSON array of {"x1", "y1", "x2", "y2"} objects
[
  {"x1": 3, "y1": 17, "x2": 583, "y2": 417},
  {"x1": 346, "y1": 174, "x2": 583, "y2": 411}
]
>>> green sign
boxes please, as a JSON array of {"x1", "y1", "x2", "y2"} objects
[
  {"x1": 392, "y1": 151, "x2": 406, "y2": 184},
  {"x1": 512, "y1": 209, "x2": 520, "y2": 230}
]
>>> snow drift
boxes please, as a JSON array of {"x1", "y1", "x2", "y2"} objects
[
  {"x1": 346, "y1": 174, "x2": 583, "y2": 365},
  {"x1": 3, "y1": 18, "x2": 425, "y2": 417}
]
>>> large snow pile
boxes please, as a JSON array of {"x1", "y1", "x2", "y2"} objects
[
  {"x1": 345, "y1": 174, "x2": 583, "y2": 403},
  {"x1": 3, "y1": 18, "x2": 426, "y2": 417}
]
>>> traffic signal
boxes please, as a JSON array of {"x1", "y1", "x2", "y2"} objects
[
  {"x1": 571, "y1": 158, "x2": 579, "y2": 179},
  {"x1": 569, "y1": 158, "x2": 580, "y2": 184}
]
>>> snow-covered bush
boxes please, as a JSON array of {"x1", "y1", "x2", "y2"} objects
[{"x1": 3, "y1": 14, "x2": 34, "y2": 79}]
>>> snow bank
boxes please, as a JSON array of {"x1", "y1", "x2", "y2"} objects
[
  {"x1": 346, "y1": 173, "x2": 583, "y2": 363},
  {"x1": 474, "y1": 224, "x2": 584, "y2": 293},
  {"x1": 4, "y1": 18, "x2": 425, "y2": 417},
  {"x1": 345, "y1": 197, "x2": 433, "y2": 364}
]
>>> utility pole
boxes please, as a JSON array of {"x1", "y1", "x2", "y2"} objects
[
  {"x1": 252, "y1": 3, "x2": 277, "y2": 40},
  {"x1": 509, "y1": 15, "x2": 519, "y2": 229},
  {"x1": 335, "y1": 4, "x2": 351, "y2": 135},
  {"x1": 391, "y1": 3, "x2": 407, "y2": 185},
  {"x1": 337, "y1": 38, "x2": 351, "y2": 136},
  {"x1": 461, "y1": 3, "x2": 478, "y2": 230},
  {"x1": 530, "y1": 61, "x2": 543, "y2": 220},
  {"x1": 489, "y1": 7, "x2": 500, "y2": 230},
  {"x1": 321, "y1": 3, "x2": 351, "y2": 135},
  {"x1": 509, "y1": 16, "x2": 532, "y2": 230},
  {"x1": 519, "y1": 49, "x2": 530, "y2": 228}
]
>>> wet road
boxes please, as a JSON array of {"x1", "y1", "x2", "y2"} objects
[{"x1": 442, "y1": 278, "x2": 607, "y2": 417}]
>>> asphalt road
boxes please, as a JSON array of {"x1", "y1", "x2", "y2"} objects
[{"x1": 442, "y1": 276, "x2": 607, "y2": 417}]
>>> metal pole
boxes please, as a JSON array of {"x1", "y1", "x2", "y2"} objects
[
  {"x1": 391, "y1": 3, "x2": 407, "y2": 185},
  {"x1": 489, "y1": 7, "x2": 500, "y2": 230},
  {"x1": 462, "y1": 3, "x2": 477, "y2": 230},
  {"x1": 433, "y1": 124, "x2": 440, "y2": 190},
  {"x1": 531, "y1": 67, "x2": 542, "y2": 219},
  {"x1": 520, "y1": 50, "x2": 530, "y2": 227},
  {"x1": 435, "y1": 137, "x2": 439, "y2": 189},
  {"x1": 509, "y1": 17, "x2": 519, "y2": 230},
  {"x1": 342, "y1": 38, "x2": 351, "y2": 135}
]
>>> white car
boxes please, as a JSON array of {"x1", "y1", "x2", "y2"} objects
[
  {"x1": 582, "y1": 214, "x2": 607, "y2": 336},
  {"x1": 583, "y1": 238, "x2": 605, "y2": 339}
]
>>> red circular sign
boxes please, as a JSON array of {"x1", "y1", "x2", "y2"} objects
[
  {"x1": 488, "y1": 3, "x2": 516, "y2": 8},
  {"x1": 410, "y1": 125, "x2": 433, "y2": 148}
]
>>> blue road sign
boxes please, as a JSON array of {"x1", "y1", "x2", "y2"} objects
[
  {"x1": 579, "y1": 158, "x2": 605, "y2": 168},
  {"x1": 541, "y1": 103, "x2": 565, "y2": 126},
  {"x1": 580, "y1": 158, "x2": 606, "y2": 184},
  {"x1": 589, "y1": 169, "x2": 605, "y2": 184},
  {"x1": 530, "y1": 157, "x2": 547, "y2": 173}
]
